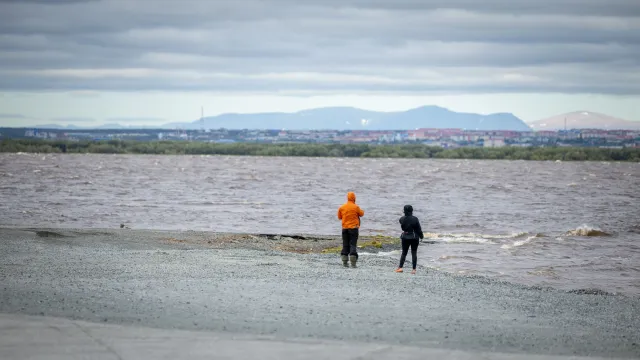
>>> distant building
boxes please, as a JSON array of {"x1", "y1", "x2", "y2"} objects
[{"x1": 484, "y1": 138, "x2": 506, "y2": 148}]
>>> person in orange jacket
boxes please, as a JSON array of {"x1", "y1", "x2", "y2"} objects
[{"x1": 337, "y1": 192, "x2": 365, "y2": 268}]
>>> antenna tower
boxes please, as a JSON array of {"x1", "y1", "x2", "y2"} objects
[{"x1": 200, "y1": 106, "x2": 204, "y2": 132}]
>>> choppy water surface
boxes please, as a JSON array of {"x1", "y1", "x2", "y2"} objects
[{"x1": 1, "y1": 153, "x2": 639, "y2": 296}]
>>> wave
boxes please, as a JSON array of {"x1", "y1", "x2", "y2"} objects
[
  {"x1": 527, "y1": 266, "x2": 559, "y2": 278},
  {"x1": 359, "y1": 250, "x2": 401, "y2": 257},
  {"x1": 453, "y1": 222, "x2": 483, "y2": 229},
  {"x1": 567, "y1": 225, "x2": 611, "y2": 237},
  {"x1": 628, "y1": 225, "x2": 640, "y2": 234},
  {"x1": 500, "y1": 233, "x2": 546, "y2": 249},
  {"x1": 486, "y1": 184, "x2": 515, "y2": 191},
  {"x1": 438, "y1": 237, "x2": 498, "y2": 245},
  {"x1": 178, "y1": 201, "x2": 268, "y2": 206},
  {"x1": 115, "y1": 203, "x2": 162, "y2": 208},
  {"x1": 424, "y1": 231, "x2": 528, "y2": 239},
  {"x1": 500, "y1": 235, "x2": 539, "y2": 249},
  {"x1": 423, "y1": 231, "x2": 532, "y2": 245}
]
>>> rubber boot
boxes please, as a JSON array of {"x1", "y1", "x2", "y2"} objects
[
  {"x1": 349, "y1": 255, "x2": 358, "y2": 268},
  {"x1": 341, "y1": 255, "x2": 349, "y2": 267}
]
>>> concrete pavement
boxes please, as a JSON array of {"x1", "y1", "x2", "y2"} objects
[{"x1": 0, "y1": 313, "x2": 627, "y2": 360}]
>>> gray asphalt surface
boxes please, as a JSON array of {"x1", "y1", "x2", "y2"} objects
[
  {"x1": 0, "y1": 313, "x2": 629, "y2": 360},
  {"x1": 1, "y1": 227, "x2": 639, "y2": 358}
]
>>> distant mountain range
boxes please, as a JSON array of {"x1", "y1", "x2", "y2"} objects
[
  {"x1": 12, "y1": 106, "x2": 640, "y2": 131},
  {"x1": 163, "y1": 106, "x2": 532, "y2": 131},
  {"x1": 528, "y1": 111, "x2": 640, "y2": 130}
]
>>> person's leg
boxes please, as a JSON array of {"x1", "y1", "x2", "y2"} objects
[
  {"x1": 397, "y1": 238, "x2": 410, "y2": 271},
  {"x1": 340, "y1": 229, "x2": 349, "y2": 267},
  {"x1": 410, "y1": 239, "x2": 419, "y2": 272},
  {"x1": 349, "y1": 228, "x2": 359, "y2": 267},
  {"x1": 348, "y1": 228, "x2": 359, "y2": 256}
]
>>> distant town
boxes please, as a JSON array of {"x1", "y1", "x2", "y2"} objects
[{"x1": 1, "y1": 127, "x2": 639, "y2": 149}]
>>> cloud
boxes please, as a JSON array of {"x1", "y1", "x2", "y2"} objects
[
  {"x1": 104, "y1": 117, "x2": 166, "y2": 123},
  {"x1": 50, "y1": 116, "x2": 95, "y2": 122},
  {"x1": 68, "y1": 90, "x2": 101, "y2": 97},
  {"x1": 0, "y1": 0, "x2": 639, "y2": 94},
  {"x1": 0, "y1": 113, "x2": 26, "y2": 118}
]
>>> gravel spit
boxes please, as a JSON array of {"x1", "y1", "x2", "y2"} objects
[{"x1": 1, "y1": 227, "x2": 638, "y2": 358}]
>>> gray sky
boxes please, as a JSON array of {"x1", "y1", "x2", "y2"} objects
[{"x1": 0, "y1": 0, "x2": 639, "y2": 127}]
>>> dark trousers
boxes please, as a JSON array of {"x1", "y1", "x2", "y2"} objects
[
  {"x1": 341, "y1": 228, "x2": 359, "y2": 257},
  {"x1": 399, "y1": 238, "x2": 419, "y2": 269}
]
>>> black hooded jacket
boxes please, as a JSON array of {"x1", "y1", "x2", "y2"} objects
[{"x1": 399, "y1": 205, "x2": 424, "y2": 240}]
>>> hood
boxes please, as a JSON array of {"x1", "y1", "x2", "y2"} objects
[
  {"x1": 347, "y1": 192, "x2": 356, "y2": 203},
  {"x1": 403, "y1": 205, "x2": 413, "y2": 215}
]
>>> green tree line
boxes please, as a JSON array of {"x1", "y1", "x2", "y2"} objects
[{"x1": 0, "y1": 139, "x2": 638, "y2": 161}]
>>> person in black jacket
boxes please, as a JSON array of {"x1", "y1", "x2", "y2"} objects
[{"x1": 395, "y1": 205, "x2": 424, "y2": 274}]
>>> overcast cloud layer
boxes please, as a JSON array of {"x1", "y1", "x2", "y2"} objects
[{"x1": 0, "y1": 0, "x2": 639, "y2": 95}]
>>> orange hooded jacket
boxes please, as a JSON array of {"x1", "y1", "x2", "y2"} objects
[{"x1": 337, "y1": 192, "x2": 364, "y2": 229}]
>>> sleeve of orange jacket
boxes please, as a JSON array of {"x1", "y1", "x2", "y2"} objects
[
  {"x1": 337, "y1": 207, "x2": 343, "y2": 220},
  {"x1": 358, "y1": 206, "x2": 364, "y2": 217}
]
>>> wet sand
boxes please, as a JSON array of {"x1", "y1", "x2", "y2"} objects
[{"x1": 1, "y1": 227, "x2": 639, "y2": 358}]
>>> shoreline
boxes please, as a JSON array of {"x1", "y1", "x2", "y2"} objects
[
  {"x1": 4, "y1": 150, "x2": 640, "y2": 161},
  {"x1": 0, "y1": 226, "x2": 629, "y2": 297},
  {"x1": 0, "y1": 226, "x2": 404, "y2": 254},
  {"x1": 1, "y1": 226, "x2": 639, "y2": 357},
  {"x1": 2, "y1": 140, "x2": 639, "y2": 161}
]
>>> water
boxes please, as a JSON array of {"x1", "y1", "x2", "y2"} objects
[{"x1": 1, "y1": 153, "x2": 639, "y2": 296}]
